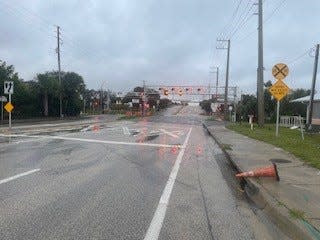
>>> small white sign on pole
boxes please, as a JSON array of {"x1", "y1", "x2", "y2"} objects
[{"x1": 4, "y1": 81, "x2": 14, "y2": 94}]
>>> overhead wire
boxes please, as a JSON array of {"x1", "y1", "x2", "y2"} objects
[
  {"x1": 228, "y1": 2, "x2": 255, "y2": 39},
  {"x1": 212, "y1": 0, "x2": 255, "y2": 68},
  {"x1": 235, "y1": 0, "x2": 287, "y2": 44},
  {"x1": 0, "y1": 0, "x2": 110, "y2": 71},
  {"x1": 218, "y1": 0, "x2": 243, "y2": 40},
  {"x1": 211, "y1": 0, "x2": 245, "y2": 68}
]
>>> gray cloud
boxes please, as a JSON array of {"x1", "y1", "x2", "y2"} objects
[{"x1": 1, "y1": 0, "x2": 319, "y2": 94}]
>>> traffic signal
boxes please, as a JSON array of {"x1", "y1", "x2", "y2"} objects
[
  {"x1": 178, "y1": 89, "x2": 183, "y2": 96},
  {"x1": 164, "y1": 89, "x2": 169, "y2": 96}
]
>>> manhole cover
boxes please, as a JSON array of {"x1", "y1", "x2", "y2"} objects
[{"x1": 270, "y1": 158, "x2": 292, "y2": 164}]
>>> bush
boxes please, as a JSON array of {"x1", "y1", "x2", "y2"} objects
[
  {"x1": 200, "y1": 99, "x2": 213, "y2": 113},
  {"x1": 159, "y1": 98, "x2": 171, "y2": 109}
]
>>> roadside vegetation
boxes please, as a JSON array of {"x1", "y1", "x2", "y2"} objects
[
  {"x1": 0, "y1": 60, "x2": 172, "y2": 119},
  {"x1": 227, "y1": 123, "x2": 320, "y2": 169}
]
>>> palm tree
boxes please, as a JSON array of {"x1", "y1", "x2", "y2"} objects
[{"x1": 37, "y1": 73, "x2": 59, "y2": 117}]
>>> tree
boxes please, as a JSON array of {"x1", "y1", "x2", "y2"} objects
[
  {"x1": 62, "y1": 72, "x2": 85, "y2": 116},
  {"x1": 0, "y1": 61, "x2": 39, "y2": 118},
  {"x1": 237, "y1": 94, "x2": 257, "y2": 121},
  {"x1": 37, "y1": 72, "x2": 59, "y2": 116},
  {"x1": 133, "y1": 86, "x2": 144, "y2": 92}
]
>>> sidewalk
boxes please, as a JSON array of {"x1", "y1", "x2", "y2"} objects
[{"x1": 203, "y1": 121, "x2": 320, "y2": 240}]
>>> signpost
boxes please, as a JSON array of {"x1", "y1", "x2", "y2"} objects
[
  {"x1": 0, "y1": 96, "x2": 7, "y2": 124},
  {"x1": 269, "y1": 63, "x2": 290, "y2": 137},
  {"x1": 3, "y1": 81, "x2": 14, "y2": 130}
]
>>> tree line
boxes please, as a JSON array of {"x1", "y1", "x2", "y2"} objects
[
  {"x1": 0, "y1": 60, "x2": 85, "y2": 118},
  {"x1": 200, "y1": 80, "x2": 310, "y2": 122}
]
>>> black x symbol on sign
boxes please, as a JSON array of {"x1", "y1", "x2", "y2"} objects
[{"x1": 273, "y1": 65, "x2": 288, "y2": 79}]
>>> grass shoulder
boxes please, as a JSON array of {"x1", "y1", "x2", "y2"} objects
[{"x1": 226, "y1": 123, "x2": 320, "y2": 169}]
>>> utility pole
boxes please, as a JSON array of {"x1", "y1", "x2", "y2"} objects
[
  {"x1": 57, "y1": 26, "x2": 63, "y2": 118},
  {"x1": 217, "y1": 39, "x2": 231, "y2": 120},
  {"x1": 308, "y1": 44, "x2": 319, "y2": 130},
  {"x1": 257, "y1": 0, "x2": 265, "y2": 126}
]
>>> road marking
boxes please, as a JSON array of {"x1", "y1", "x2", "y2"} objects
[
  {"x1": 122, "y1": 127, "x2": 130, "y2": 135},
  {"x1": 0, "y1": 169, "x2": 40, "y2": 185},
  {"x1": 144, "y1": 127, "x2": 192, "y2": 240},
  {"x1": 14, "y1": 139, "x2": 44, "y2": 144},
  {"x1": 80, "y1": 124, "x2": 95, "y2": 132},
  {"x1": 0, "y1": 134, "x2": 181, "y2": 149},
  {"x1": 159, "y1": 129, "x2": 179, "y2": 138}
]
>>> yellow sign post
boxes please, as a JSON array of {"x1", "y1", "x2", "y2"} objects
[{"x1": 271, "y1": 63, "x2": 290, "y2": 137}]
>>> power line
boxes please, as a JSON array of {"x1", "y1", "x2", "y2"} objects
[
  {"x1": 228, "y1": 3, "x2": 255, "y2": 39},
  {"x1": 235, "y1": 0, "x2": 287, "y2": 44},
  {"x1": 264, "y1": 0, "x2": 287, "y2": 23},
  {"x1": 0, "y1": 1, "x2": 54, "y2": 37},
  {"x1": 219, "y1": 0, "x2": 243, "y2": 39},
  {"x1": 288, "y1": 47, "x2": 314, "y2": 65},
  {"x1": 223, "y1": 0, "x2": 254, "y2": 39}
]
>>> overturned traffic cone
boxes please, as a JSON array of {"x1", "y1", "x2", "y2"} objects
[{"x1": 236, "y1": 163, "x2": 280, "y2": 181}]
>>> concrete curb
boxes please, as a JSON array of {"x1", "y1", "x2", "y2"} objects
[{"x1": 202, "y1": 122, "x2": 317, "y2": 240}]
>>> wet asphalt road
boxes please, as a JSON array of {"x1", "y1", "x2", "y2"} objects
[{"x1": 0, "y1": 106, "x2": 278, "y2": 239}]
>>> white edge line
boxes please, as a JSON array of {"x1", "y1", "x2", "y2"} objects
[
  {"x1": 0, "y1": 169, "x2": 40, "y2": 185},
  {"x1": 144, "y1": 127, "x2": 192, "y2": 240},
  {"x1": 0, "y1": 134, "x2": 181, "y2": 149}
]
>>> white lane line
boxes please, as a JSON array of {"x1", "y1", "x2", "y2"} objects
[
  {"x1": 159, "y1": 129, "x2": 179, "y2": 138},
  {"x1": 14, "y1": 139, "x2": 44, "y2": 144},
  {"x1": 0, "y1": 134, "x2": 180, "y2": 149},
  {"x1": 0, "y1": 169, "x2": 40, "y2": 185},
  {"x1": 144, "y1": 127, "x2": 192, "y2": 240}
]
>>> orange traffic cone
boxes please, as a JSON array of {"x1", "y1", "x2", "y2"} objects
[{"x1": 236, "y1": 163, "x2": 280, "y2": 181}]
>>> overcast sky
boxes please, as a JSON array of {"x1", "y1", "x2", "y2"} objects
[{"x1": 1, "y1": 0, "x2": 320, "y2": 94}]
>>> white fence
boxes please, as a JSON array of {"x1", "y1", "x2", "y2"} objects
[{"x1": 279, "y1": 116, "x2": 305, "y2": 128}]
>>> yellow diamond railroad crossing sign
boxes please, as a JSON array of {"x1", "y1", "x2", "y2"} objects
[
  {"x1": 4, "y1": 102, "x2": 14, "y2": 113},
  {"x1": 272, "y1": 63, "x2": 289, "y2": 80},
  {"x1": 269, "y1": 80, "x2": 290, "y2": 101}
]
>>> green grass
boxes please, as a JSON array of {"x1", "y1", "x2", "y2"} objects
[
  {"x1": 227, "y1": 123, "x2": 320, "y2": 169},
  {"x1": 221, "y1": 143, "x2": 233, "y2": 151},
  {"x1": 289, "y1": 208, "x2": 306, "y2": 220}
]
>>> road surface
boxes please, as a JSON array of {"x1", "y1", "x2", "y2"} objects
[{"x1": 0, "y1": 106, "x2": 285, "y2": 239}]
